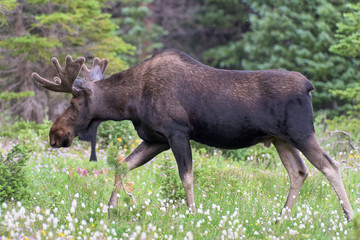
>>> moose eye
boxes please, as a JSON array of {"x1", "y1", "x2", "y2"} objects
[{"x1": 70, "y1": 102, "x2": 75, "y2": 107}]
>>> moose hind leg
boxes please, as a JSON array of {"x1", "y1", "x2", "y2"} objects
[
  {"x1": 273, "y1": 139, "x2": 309, "y2": 217},
  {"x1": 299, "y1": 133, "x2": 353, "y2": 221},
  {"x1": 168, "y1": 134, "x2": 196, "y2": 213}
]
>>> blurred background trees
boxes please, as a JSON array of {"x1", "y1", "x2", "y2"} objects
[
  {"x1": 0, "y1": 0, "x2": 134, "y2": 122},
  {"x1": 0, "y1": 0, "x2": 359, "y2": 123},
  {"x1": 330, "y1": 2, "x2": 360, "y2": 118}
]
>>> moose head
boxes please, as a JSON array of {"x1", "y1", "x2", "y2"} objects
[{"x1": 32, "y1": 56, "x2": 108, "y2": 161}]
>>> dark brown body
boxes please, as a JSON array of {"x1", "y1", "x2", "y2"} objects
[
  {"x1": 92, "y1": 51, "x2": 314, "y2": 149},
  {"x1": 33, "y1": 49, "x2": 353, "y2": 221}
]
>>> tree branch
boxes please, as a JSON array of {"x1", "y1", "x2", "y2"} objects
[{"x1": 326, "y1": 130, "x2": 357, "y2": 150}]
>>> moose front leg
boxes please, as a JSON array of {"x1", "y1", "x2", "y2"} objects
[
  {"x1": 168, "y1": 134, "x2": 196, "y2": 213},
  {"x1": 108, "y1": 141, "x2": 169, "y2": 208}
]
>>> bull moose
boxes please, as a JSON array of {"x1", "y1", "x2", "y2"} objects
[{"x1": 32, "y1": 49, "x2": 353, "y2": 221}]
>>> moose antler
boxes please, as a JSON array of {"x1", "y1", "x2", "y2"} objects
[
  {"x1": 81, "y1": 57, "x2": 109, "y2": 82},
  {"x1": 31, "y1": 56, "x2": 85, "y2": 93}
]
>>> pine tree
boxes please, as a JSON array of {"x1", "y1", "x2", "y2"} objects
[
  {"x1": 330, "y1": 3, "x2": 360, "y2": 57},
  {"x1": 110, "y1": 0, "x2": 167, "y2": 65},
  {"x1": 330, "y1": 3, "x2": 360, "y2": 117},
  {"x1": 0, "y1": 0, "x2": 18, "y2": 25},
  {"x1": 152, "y1": 0, "x2": 248, "y2": 63},
  {"x1": 239, "y1": 0, "x2": 360, "y2": 112},
  {"x1": 192, "y1": 0, "x2": 359, "y2": 112},
  {"x1": 0, "y1": 0, "x2": 134, "y2": 122}
]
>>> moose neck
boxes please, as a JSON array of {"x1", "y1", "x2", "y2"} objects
[{"x1": 92, "y1": 68, "x2": 140, "y2": 122}]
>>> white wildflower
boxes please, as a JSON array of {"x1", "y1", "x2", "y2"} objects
[
  {"x1": 140, "y1": 232, "x2": 147, "y2": 240},
  {"x1": 135, "y1": 225, "x2": 142, "y2": 233},
  {"x1": 185, "y1": 231, "x2": 193, "y2": 240}
]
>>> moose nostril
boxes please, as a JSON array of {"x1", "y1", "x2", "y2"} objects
[{"x1": 50, "y1": 141, "x2": 56, "y2": 148}]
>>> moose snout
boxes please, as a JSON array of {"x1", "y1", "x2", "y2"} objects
[
  {"x1": 49, "y1": 129, "x2": 72, "y2": 148},
  {"x1": 49, "y1": 133, "x2": 59, "y2": 148},
  {"x1": 50, "y1": 140, "x2": 57, "y2": 148}
]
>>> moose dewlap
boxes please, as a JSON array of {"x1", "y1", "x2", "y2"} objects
[{"x1": 32, "y1": 49, "x2": 353, "y2": 221}]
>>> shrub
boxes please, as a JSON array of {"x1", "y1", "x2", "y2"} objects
[
  {"x1": 0, "y1": 120, "x2": 52, "y2": 142},
  {"x1": 106, "y1": 142, "x2": 128, "y2": 175},
  {"x1": 156, "y1": 154, "x2": 185, "y2": 201},
  {"x1": 0, "y1": 144, "x2": 30, "y2": 203},
  {"x1": 98, "y1": 120, "x2": 138, "y2": 148},
  {"x1": 349, "y1": 213, "x2": 360, "y2": 240}
]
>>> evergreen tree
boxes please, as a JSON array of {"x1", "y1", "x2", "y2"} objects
[
  {"x1": 0, "y1": 0, "x2": 134, "y2": 122},
  {"x1": 153, "y1": 0, "x2": 248, "y2": 63},
  {"x1": 330, "y1": 3, "x2": 360, "y2": 57},
  {"x1": 199, "y1": 0, "x2": 249, "y2": 67},
  {"x1": 110, "y1": 0, "x2": 167, "y2": 65},
  {"x1": 0, "y1": 0, "x2": 18, "y2": 25},
  {"x1": 330, "y1": 3, "x2": 360, "y2": 117},
  {"x1": 200, "y1": 0, "x2": 359, "y2": 112},
  {"x1": 241, "y1": 0, "x2": 360, "y2": 112}
]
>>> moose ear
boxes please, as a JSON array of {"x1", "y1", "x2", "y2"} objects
[
  {"x1": 89, "y1": 65, "x2": 103, "y2": 82},
  {"x1": 73, "y1": 77, "x2": 92, "y2": 96}
]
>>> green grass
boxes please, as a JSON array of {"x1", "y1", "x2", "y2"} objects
[{"x1": 0, "y1": 132, "x2": 359, "y2": 239}]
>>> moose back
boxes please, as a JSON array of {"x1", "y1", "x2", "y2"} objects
[{"x1": 32, "y1": 49, "x2": 353, "y2": 221}]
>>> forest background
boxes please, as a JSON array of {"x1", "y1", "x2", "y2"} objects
[
  {"x1": 0, "y1": 1, "x2": 360, "y2": 239},
  {"x1": 0, "y1": 0, "x2": 359, "y2": 124}
]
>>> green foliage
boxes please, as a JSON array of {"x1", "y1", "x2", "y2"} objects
[
  {"x1": 241, "y1": 0, "x2": 360, "y2": 111},
  {"x1": 313, "y1": 113, "x2": 360, "y2": 156},
  {"x1": 117, "y1": 0, "x2": 167, "y2": 64},
  {"x1": 0, "y1": 144, "x2": 30, "y2": 203},
  {"x1": 223, "y1": 145, "x2": 279, "y2": 169},
  {"x1": 325, "y1": 116, "x2": 360, "y2": 140},
  {"x1": 191, "y1": 141, "x2": 278, "y2": 168},
  {"x1": 98, "y1": 120, "x2": 138, "y2": 148},
  {"x1": 156, "y1": 154, "x2": 185, "y2": 201},
  {"x1": 106, "y1": 142, "x2": 128, "y2": 175},
  {"x1": 0, "y1": 91, "x2": 34, "y2": 101},
  {"x1": 0, "y1": 120, "x2": 52, "y2": 145},
  {"x1": 0, "y1": 122, "x2": 359, "y2": 238},
  {"x1": 28, "y1": 0, "x2": 134, "y2": 71},
  {"x1": 0, "y1": 0, "x2": 18, "y2": 26},
  {"x1": 329, "y1": 3, "x2": 360, "y2": 118},
  {"x1": 200, "y1": 0, "x2": 360, "y2": 113},
  {"x1": 199, "y1": 0, "x2": 248, "y2": 68},
  {"x1": 350, "y1": 213, "x2": 360, "y2": 240},
  {"x1": 330, "y1": 83, "x2": 360, "y2": 117},
  {"x1": 330, "y1": 3, "x2": 360, "y2": 57},
  {"x1": 0, "y1": 36, "x2": 61, "y2": 61},
  {"x1": 105, "y1": 142, "x2": 120, "y2": 169},
  {"x1": 0, "y1": 0, "x2": 136, "y2": 122}
]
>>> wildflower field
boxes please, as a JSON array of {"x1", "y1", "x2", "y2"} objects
[{"x1": 0, "y1": 120, "x2": 359, "y2": 240}]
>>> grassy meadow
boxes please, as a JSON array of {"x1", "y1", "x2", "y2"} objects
[{"x1": 0, "y1": 120, "x2": 359, "y2": 240}]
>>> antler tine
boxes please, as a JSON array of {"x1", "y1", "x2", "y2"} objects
[
  {"x1": 81, "y1": 57, "x2": 109, "y2": 82},
  {"x1": 31, "y1": 56, "x2": 85, "y2": 93}
]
